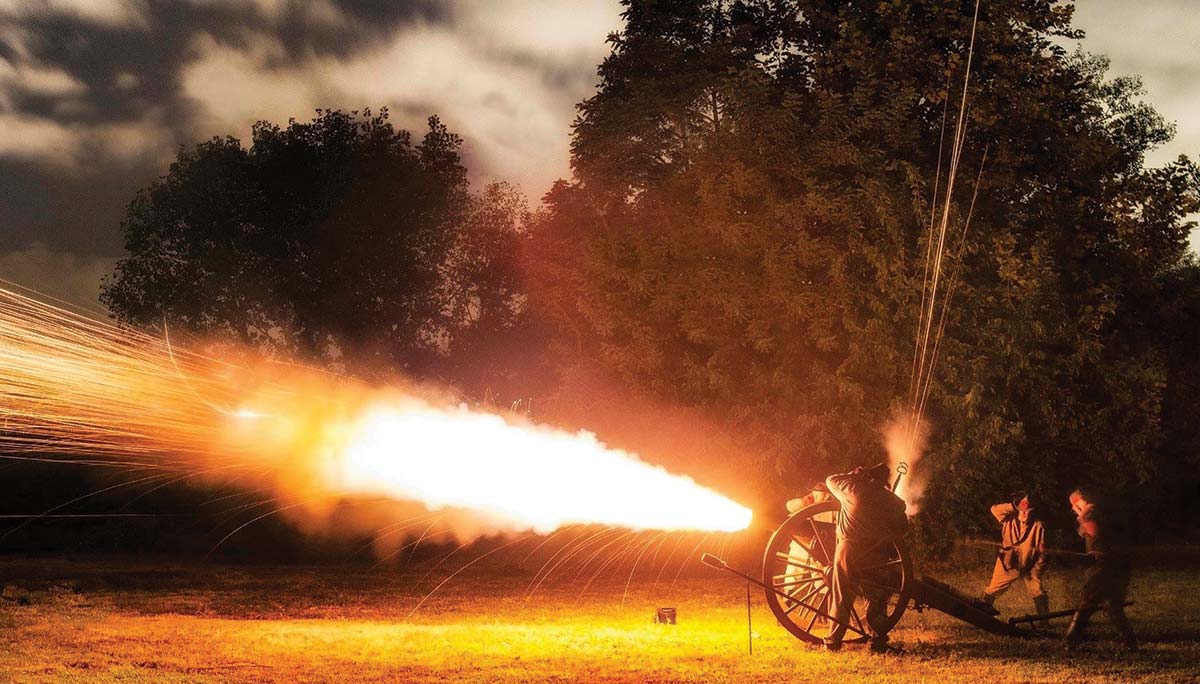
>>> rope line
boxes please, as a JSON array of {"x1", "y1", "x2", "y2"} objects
[{"x1": 907, "y1": 0, "x2": 985, "y2": 446}]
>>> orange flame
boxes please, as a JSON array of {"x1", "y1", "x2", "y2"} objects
[
  {"x1": 0, "y1": 284, "x2": 752, "y2": 536},
  {"x1": 333, "y1": 402, "x2": 751, "y2": 533}
]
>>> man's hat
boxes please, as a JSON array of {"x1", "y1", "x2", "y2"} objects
[{"x1": 865, "y1": 463, "x2": 890, "y2": 482}]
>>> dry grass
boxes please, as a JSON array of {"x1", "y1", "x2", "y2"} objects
[{"x1": 0, "y1": 554, "x2": 1196, "y2": 683}]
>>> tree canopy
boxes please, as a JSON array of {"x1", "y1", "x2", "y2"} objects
[
  {"x1": 97, "y1": 2, "x2": 1200, "y2": 546},
  {"x1": 526, "y1": 0, "x2": 1200, "y2": 541},
  {"x1": 102, "y1": 109, "x2": 526, "y2": 383}
]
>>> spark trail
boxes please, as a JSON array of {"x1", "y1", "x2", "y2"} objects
[{"x1": 0, "y1": 284, "x2": 751, "y2": 538}]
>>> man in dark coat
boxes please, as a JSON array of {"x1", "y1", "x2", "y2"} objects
[
  {"x1": 1065, "y1": 488, "x2": 1136, "y2": 651},
  {"x1": 823, "y1": 463, "x2": 909, "y2": 653}
]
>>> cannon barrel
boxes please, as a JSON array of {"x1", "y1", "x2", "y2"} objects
[
  {"x1": 1007, "y1": 601, "x2": 1133, "y2": 626},
  {"x1": 911, "y1": 576, "x2": 1025, "y2": 636}
]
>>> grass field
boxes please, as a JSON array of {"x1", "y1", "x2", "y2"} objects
[{"x1": 1, "y1": 552, "x2": 1197, "y2": 683}]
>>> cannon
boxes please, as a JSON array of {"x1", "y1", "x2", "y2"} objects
[{"x1": 704, "y1": 497, "x2": 1033, "y2": 646}]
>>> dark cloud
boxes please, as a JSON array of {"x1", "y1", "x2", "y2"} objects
[
  {"x1": 0, "y1": 0, "x2": 618, "y2": 305},
  {"x1": 0, "y1": 156, "x2": 152, "y2": 255},
  {"x1": 0, "y1": 0, "x2": 470, "y2": 260},
  {"x1": 0, "y1": 0, "x2": 1195, "y2": 308},
  {"x1": 2, "y1": 1, "x2": 453, "y2": 127},
  {"x1": 277, "y1": 0, "x2": 451, "y2": 60}
]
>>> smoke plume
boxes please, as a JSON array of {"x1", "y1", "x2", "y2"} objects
[{"x1": 883, "y1": 414, "x2": 930, "y2": 516}]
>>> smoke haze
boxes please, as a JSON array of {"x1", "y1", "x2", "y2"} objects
[{"x1": 883, "y1": 414, "x2": 930, "y2": 516}]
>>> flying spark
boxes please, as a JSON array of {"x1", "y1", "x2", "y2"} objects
[{"x1": 0, "y1": 284, "x2": 752, "y2": 537}]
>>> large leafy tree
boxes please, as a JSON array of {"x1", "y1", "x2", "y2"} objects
[
  {"x1": 527, "y1": 0, "x2": 1200, "y2": 539},
  {"x1": 103, "y1": 109, "x2": 526, "y2": 383}
]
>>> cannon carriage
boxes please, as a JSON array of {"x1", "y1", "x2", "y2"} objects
[
  {"x1": 758, "y1": 498, "x2": 1023, "y2": 645},
  {"x1": 703, "y1": 495, "x2": 1037, "y2": 647}
]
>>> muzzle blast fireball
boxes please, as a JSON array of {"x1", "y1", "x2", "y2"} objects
[{"x1": 0, "y1": 284, "x2": 752, "y2": 540}]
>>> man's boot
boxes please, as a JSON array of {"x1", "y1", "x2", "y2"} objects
[
  {"x1": 823, "y1": 623, "x2": 846, "y2": 652},
  {"x1": 1033, "y1": 595, "x2": 1050, "y2": 627},
  {"x1": 1110, "y1": 607, "x2": 1138, "y2": 652},
  {"x1": 979, "y1": 593, "x2": 999, "y2": 616},
  {"x1": 869, "y1": 635, "x2": 891, "y2": 654},
  {"x1": 1064, "y1": 610, "x2": 1088, "y2": 651}
]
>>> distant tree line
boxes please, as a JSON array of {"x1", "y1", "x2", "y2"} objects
[
  {"x1": 102, "y1": 109, "x2": 526, "y2": 387},
  {"x1": 101, "y1": 0, "x2": 1200, "y2": 548}
]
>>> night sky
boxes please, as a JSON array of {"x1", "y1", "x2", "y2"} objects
[{"x1": 1, "y1": 0, "x2": 1197, "y2": 306}]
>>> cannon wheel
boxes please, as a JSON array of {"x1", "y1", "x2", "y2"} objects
[{"x1": 762, "y1": 500, "x2": 913, "y2": 645}]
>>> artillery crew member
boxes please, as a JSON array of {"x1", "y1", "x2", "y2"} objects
[
  {"x1": 1065, "y1": 488, "x2": 1137, "y2": 651},
  {"x1": 980, "y1": 494, "x2": 1049, "y2": 616},
  {"x1": 823, "y1": 463, "x2": 909, "y2": 653}
]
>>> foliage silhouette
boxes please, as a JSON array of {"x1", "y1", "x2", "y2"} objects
[
  {"x1": 103, "y1": 109, "x2": 526, "y2": 384},
  {"x1": 526, "y1": 0, "x2": 1200, "y2": 544}
]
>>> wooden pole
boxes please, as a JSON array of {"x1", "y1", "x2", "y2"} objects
[{"x1": 746, "y1": 580, "x2": 753, "y2": 655}]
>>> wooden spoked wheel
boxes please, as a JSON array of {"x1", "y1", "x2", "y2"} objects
[{"x1": 761, "y1": 500, "x2": 913, "y2": 644}]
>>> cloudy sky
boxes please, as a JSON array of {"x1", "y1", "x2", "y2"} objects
[{"x1": 0, "y1": 0, "x2": 1197, "y2": 306}]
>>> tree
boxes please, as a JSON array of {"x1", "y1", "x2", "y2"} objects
[
  {"x1": 102, "y1": 109, "x2": 527, "y2": 383},
  {"x1": 1150, "y1": 257, "x2": 1200, "y2": 533},
  {"x1": 526, "y1": 0, "x2": 1200, "y2": 541}
]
